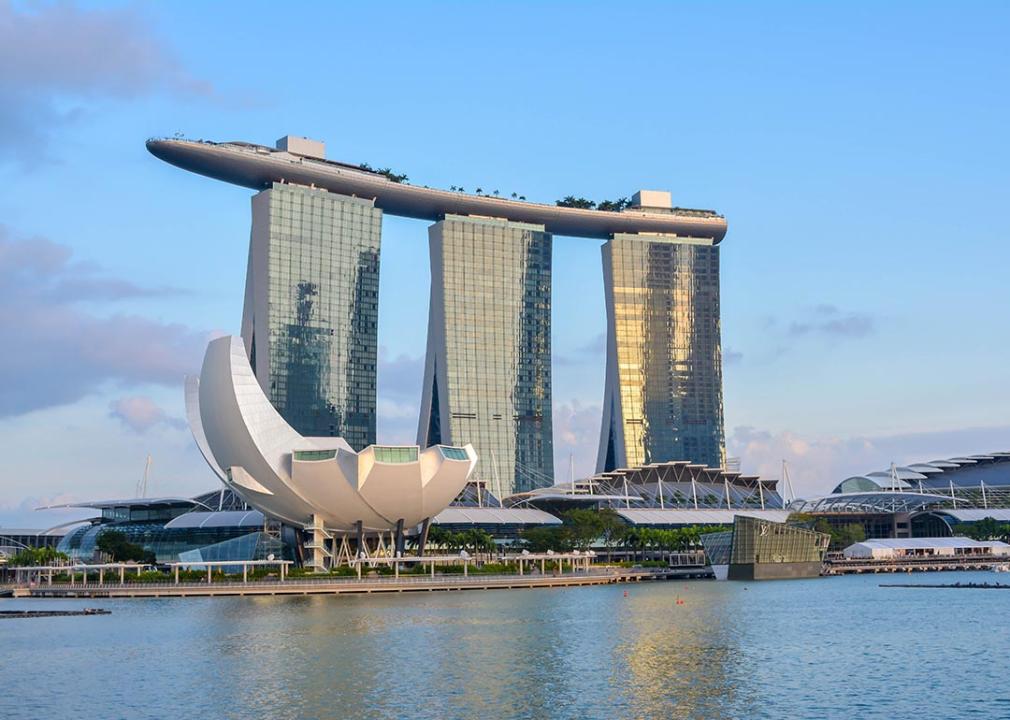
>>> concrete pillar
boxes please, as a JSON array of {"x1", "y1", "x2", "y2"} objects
[
  {"x1": 243, "y1": 564, "x2": 248, "y2": 583},
  {"x1": 174, "y1": 566, "x2": 179, "y2": 584},
  {"x1": 431, "y1": 560, "x2": 435, "y2": 578},
  {"x1": 417, "y1": 517, "x2": 431, "y2": 557},
  {"x1": 120, "y1": 566, "x2": 125, "y2": 584},
  {"x1": 394, "y1": 519, "x2": 405, "y2": 557},
  {"x1": 207, "y1": 565, "x2": 212, "y2": 584},
  {"x1": 280, "y1": 563, "x2": 287, "y2": 582},
  {"x1": 99, "y1": 568, "x2": 104, "y2": 585}
]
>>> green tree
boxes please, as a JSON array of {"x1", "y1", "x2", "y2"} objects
[
  {"x1": 960, "y1": 517, "x2": 1002, "y2": 541},
  {"x1": 561, "y1": 509, "x2": 604, "y2": 550},
  {"x1": 7, "y1": 546, "x2": 69, "y2": 567},
  {"x1": 555, "y1": 196, "x2": 596, "y2": 209},
  {"x1": 96, "y1": 530, "x2": 155, "y2": 564},
  {"x1": 597, "y1": 509, "x2": 627, "y2": 558},
  {"x1": 519, "y1": 526, "x2": 571, "y2": 552},
  {"x1": 597, "y1": 197, "x2": 631, "y2": 212},
  {"x1": 813, "y1": 519, "x2": 866, "y2": 550}
]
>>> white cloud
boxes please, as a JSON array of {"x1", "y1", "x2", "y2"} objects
[
  {"x1": 109, "y1": 395, "x2": 186, "y2": 433},
  {"x1": 552, "y1": 399, "x2": 602, "y2": 480},
  {"x1": 0, "y1": 0, "x2": 213, "y2": 165},
  {"x1": 727, "y1": 424, "x2": 1010, "y2": 499},
  {"x1": 0, "y1": 226, "x2": 208, "y2": 417}
]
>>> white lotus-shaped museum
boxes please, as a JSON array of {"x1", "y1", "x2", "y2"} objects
[{"x1": 187, "y1": 336, "x2": 476, "y2": 532}]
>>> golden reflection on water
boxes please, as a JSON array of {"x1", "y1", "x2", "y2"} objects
[
  {"x1": 611, "y1": 585, "x2": 753, "y2": 719},
  {"x1": 7, "y1": 574, "x2": 1010, "y2": 720},
  {"x1": 200, "y1": 586, "x2": 756, "y2": 719}
]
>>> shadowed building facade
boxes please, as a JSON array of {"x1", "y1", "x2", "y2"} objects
[
  {"x1": 418, "y1": 215, "x2": 554, "y2": 496},
  {"x1": 242, "y1": 181, "x2": 380, "y2": 449},
  {"x1": 597, "y1": 219, "x2": 725, "y2": 472}
]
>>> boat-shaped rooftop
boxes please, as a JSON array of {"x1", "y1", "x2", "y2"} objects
[{"x1": 147, "y1": 136, "x2": 727, "y2": 242}]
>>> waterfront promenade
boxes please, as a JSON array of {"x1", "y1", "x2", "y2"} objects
[
  {"x1": 823, "y1": 555, "x2": 1008, "y2": 575},
  {"x1": 3, "y1": 565, "x2": 711, "y2": 599}
]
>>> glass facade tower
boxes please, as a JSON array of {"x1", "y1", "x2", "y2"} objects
[
  {"x1": 597, "y1": 233, "x2": 725, "y2": 472},
  {"x1": 418, "y1": 214, "x2": 554, "y2": 496},
  {"x1": 242, "y1": 182, "x2": 380, "y2": 449}
]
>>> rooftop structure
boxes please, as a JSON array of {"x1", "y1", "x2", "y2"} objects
[
  {"x1": 842, "y1": 538, "x2": 1010, "y2": 560},
  {"x1": 146, "y1": 138, "x2": 727, "y2": 240},
  {"x1": 507, "y1": 459, "x2": 783, "y2": 525},
  {"x1": 791, "y1": 452, "x2": 1010, "y2": 539}
]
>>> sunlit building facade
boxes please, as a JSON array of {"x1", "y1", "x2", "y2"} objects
[
  {"x1": 418, "y1": 215, "x2": 554, "y2": 496},
  {"x1": 243, "y1": 182, "x2": 381, "y2": 449},
  {"x1": 597, "y1": 231, "x2": 725, "y2": 472}
]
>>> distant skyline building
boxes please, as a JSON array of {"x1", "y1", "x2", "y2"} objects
[
  {"x1": 418, "y1": 215, "x2": 554, "y2": 497},
  {"x1": 243, "y1": 180, "x2": 380, "y2": 448},
  {"x1": 597, "y1": 192, "x2": 726, "y2": 472}
]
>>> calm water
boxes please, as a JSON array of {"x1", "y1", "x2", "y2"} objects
[{"x1": 3, "y1": 571, "x2": 1009, "y2": 719}]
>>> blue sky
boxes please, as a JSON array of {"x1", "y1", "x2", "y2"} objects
[{"x1": 1, "y1": 0, "x2": 1008, "y2": 527}]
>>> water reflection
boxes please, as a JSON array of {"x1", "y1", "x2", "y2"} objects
[{"x1": 3, "y1": 574, "x2": 1010, "y2": 719}]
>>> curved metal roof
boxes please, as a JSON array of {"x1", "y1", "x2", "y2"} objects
[
  {"x1": 789, "y1": 492, "x2": 952, "y2": 514},
  {"x1": 928, "y1": 508, "x2": 1010, "y2": 523},
  {"x1": 433, "y1": 507, "x2": 561, "y2": 526},
  {"x1": 868, "y1": 469, "x2": 927, "y2": 481},
  {"x1": 906, "y1": 464, "x2": 945, "y2": 475},
  {"x1": 615, "y1": 509, "x2": 791, "y2": 526},
  {"x1": 36, "y1": 497, "x2": 211, "y2": 511},
  {"x1": 163, "y1": 510, "x2": 265, "y2": 530},
  {"x1": 147, "y1": 139, "x2": 728, "y2": 241}
]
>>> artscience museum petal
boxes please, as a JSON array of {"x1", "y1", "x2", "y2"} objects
[{"x1": 193, "y1": 335, "x2": 477, "y2": 534}]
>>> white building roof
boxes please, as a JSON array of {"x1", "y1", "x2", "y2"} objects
[
  {"x1": 433, "y1": 507, "x2": 561, "y2": 525},
  {"x1": 615, "y1": 509, "x2": 791, "y2": 526},
  {"x1": 933, "y1": 509, "x2": 1010, "y2": 523},
  {"x1": 848, "y1": 538, "x2": 1010, "y2": 551},
  {"x1": 164, "y1": 510, "x2": 265, "y2": 529}
]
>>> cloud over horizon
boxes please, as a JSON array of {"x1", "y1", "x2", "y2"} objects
[
  {"x1": 0, "y1": 226, "x2": 209, "y2": 417},
  {"x1": 787, "y1": 303, "x2": 875, "y2": 339},
  {"x1": 109, "y1": 395, "x2": 187, "y2": 434},
  {"x1": 727, "y1": 424, "x2": 1010, "y2": 499}
]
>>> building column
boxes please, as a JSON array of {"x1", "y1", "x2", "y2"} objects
[{"x1": 417, "y1": 518, "x2": 431, "y2": 557}]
